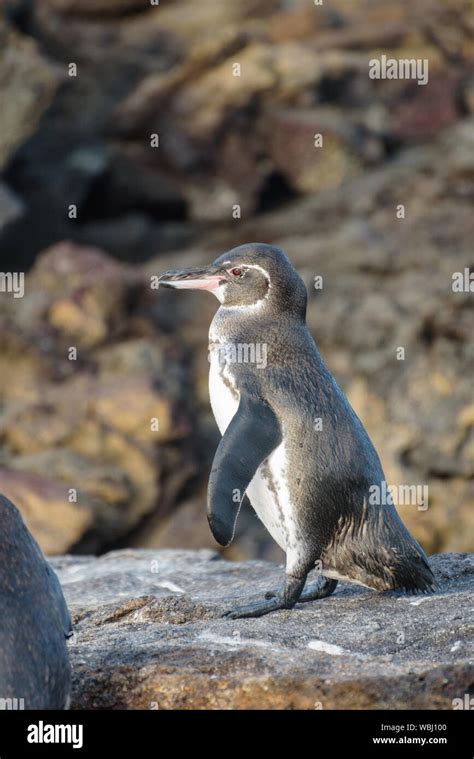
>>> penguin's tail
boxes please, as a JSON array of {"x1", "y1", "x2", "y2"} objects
[
  {"x1": 354, "y1": 541, "x2": 438, "y2": 595},
  {"x1": 388, "y1": 550, "x2": 438, "y2": 594},
  {"x1": 370, "y1": 505, "x2": 439, "y2": 594},
  {"x1": 330, "y1": 500, "x2": 439, "y2": 594}
]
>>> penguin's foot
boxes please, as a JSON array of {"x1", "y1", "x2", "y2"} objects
[
  {"x1": 222, "y1": 597, "x2": 284, "y2": 619},
  {"x1": 300, "y1": 577, "x2": 338, "y2": 602},
  {"x1": 265, "y1": 577, "x2": 338, "y2": 603},
  {"x1": 223, "y1": 574, "x2": 306, "y2": 619}
]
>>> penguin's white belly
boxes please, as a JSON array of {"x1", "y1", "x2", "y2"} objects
[
  {"x1": 208, "y1": 351, "x2": 240, "y2": 434},
  {"x1": 208, "y1": 353, "x2": 293, "y2": 552},
  {"x1": 246, "y1": 443, "x2": 294, "y2": 552}
]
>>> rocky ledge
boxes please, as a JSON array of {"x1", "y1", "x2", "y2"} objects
[{"x1": 52, "y1": 550, "x2": 473, "y2": 709}]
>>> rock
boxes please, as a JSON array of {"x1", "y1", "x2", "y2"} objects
[
  {"x1": 76, "y1": 213, "x2": 193, "y2": 263},
  {"x1": 52, "y1": 550, "x2": 473, "y2": 709},
  {"x1": 134, "y1": 493, "x2": 218, "y2": 552},
  {"x1": 80, "y1": 143, "x2": 187, "y2": 220},
  {"x1": 0, "y1": 20, "x2": 59, "y2": 169},
  {"x1": 0, "y1": 181, "x2": 23, "y2": 232},
  {"x1": 389, "y1": 72, "x2": 463, "y2": 142},
  {"x1": 462, "y1": 72, "x2": 474, "y2": 114},
  {"x1": 27, "y1": 242, "x2": 144, "y2": 349},
  {"x1": 42, "y1": 0, "x2": 150, "y2": 16},
  {"x1": 0, "y1": 243, "x2": 195, "y2": 554},
  {"x1": 0, "y1": 468, "x2": 93, "y2": 554},
  {"x1": 3, "y1": 0, "x2": 474, "y2": 260},
  {"x1": 262, "y1": 107, "x2": 363, "y2": 194}
]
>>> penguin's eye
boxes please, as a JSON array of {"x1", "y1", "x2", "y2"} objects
[{"x1": 230, "y1": 267, "x2": 244, "y2": 278}]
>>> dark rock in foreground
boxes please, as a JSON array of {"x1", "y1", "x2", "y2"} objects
[{"x1": 53, "y1": 550, "x2": 473, "y2": 709}]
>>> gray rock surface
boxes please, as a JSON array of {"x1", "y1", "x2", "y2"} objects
[{"x1": 52, "y1": 550, "x2": 473, "y2": 709}]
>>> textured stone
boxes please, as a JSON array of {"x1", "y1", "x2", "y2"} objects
[
  {"x1": 0, "y1": 181, "x2": 23, "y2": 232},
  {"x1": 0, "y1": 468, "x2": 93, "y2": 554},
  {"x1": 0, "y1": 21, "x2": 59, "y2": 168},
  {"x1": 263, "y1": 107, "x2": 363, "y2": 193},
  {"x1": 4, "y1": 0, "x2": 471, "y2": 262},
  {"x1": 0, "y1": 243, "x2": 193, "y2": 554},
  {"x1": 53, "y1": 550, "x2": 474, "y2": 709}
]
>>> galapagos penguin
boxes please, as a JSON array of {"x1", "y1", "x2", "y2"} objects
[
  {"x1": 159, "y1": 243, "x2": 436, "y2": 618},
  {"x1": 0, "y1": 494, "x2": 72, "y2": 707}
]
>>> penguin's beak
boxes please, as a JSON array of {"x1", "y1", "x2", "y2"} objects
[{"x1": 158, "y1": 266, "x2": 225, "y2": 291}]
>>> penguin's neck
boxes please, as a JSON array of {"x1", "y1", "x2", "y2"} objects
[
  {"x1": 209, "y1": 302, "x2": 268, "y2": 343},
  {"x1": 209, "y1": 300, "x2": 306, "y2": 345}
]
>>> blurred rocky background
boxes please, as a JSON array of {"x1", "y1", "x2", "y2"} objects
[{"x1": 0, "y1": 0, "x2": 473, "y2": 560}]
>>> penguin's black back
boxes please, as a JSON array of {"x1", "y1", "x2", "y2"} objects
[
  {"x1": 0, "y1": 495, "x2": 72, "y2": 709},
  {"x1": 220, "y1": 307, "x2": 435, "y2": 593}
]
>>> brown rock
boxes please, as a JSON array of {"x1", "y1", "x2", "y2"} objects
[
  {"x1": 136, "y1": 494, "x2": 216, "y2": 551},
  {"x1": 0, "y1": 21, "x2": 59, "y2": 168},
  {"x1": 0, "y1": 468, "x2": 93, "y2": 554},
  {"x1": 0, "y1": 241, "x2": 195, "y2": 553},
  {"x1": 263, "y1": 107, "x2": 362, "y2": 193},
  {"x1": 390, "y1": 73, "x2": 462, "y2": 142},
  {"x1": 30, "y1": 242, "x2": 142, "y2": 348}
]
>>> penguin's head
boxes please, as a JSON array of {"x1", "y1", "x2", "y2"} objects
[{"x1": 158, "y1": 243, "x2": 307, "y2": 318}]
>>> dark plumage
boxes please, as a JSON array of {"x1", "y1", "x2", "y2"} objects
[{"x1": 0, "y1": 495, "x2": 72, "y2": 708}]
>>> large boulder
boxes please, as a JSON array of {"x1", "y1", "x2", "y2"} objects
[
  {"x1": 53, "y1": 549, "x2": 473, "y2": 709},
  {"x1": 2, "y1": 0, "x2": 473, "y2": 263},
  {"x1": 0, "y1": 20, "x2": 59, "y2": 169},
  {"x1": 0, "y1": 243, "x2": 194, "y2": 554}
]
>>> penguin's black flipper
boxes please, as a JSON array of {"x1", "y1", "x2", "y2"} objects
[{"x1": 207, "y1": 393, "x2": 282, "y2": 546}]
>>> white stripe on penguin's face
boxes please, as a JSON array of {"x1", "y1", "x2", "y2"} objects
[{"x1": 218, "y1": 263, "x2": 271, "y2": 310}]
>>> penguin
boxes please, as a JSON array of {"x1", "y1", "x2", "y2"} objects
[
  {"x1": 0, "y1": 494, "x2": 72, "y2": 708},
  {"x1": 159, "y1": 243, "x2": 436, "y2": 618}
]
